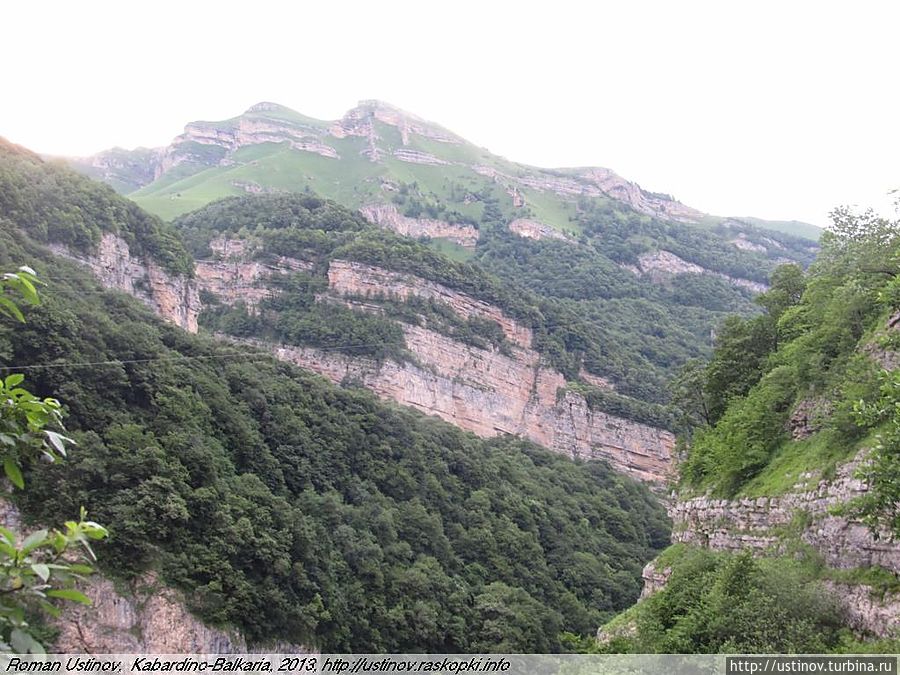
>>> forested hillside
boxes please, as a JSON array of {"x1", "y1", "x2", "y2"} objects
[
  {"x1": 594, "y1": 205, "x2": 900, "y2": 653},
  {"x1": 0, "y1": 139, "x2": 670, "y2": 651},
  {"x1": 67, "y1": 102, "x2": 820, "y2": 415}
]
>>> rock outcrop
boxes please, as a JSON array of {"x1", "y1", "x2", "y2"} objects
[
  {"x1": 55, "y1": 575, "x2": 301, "y2": 653},
  {"x1": 360, "y1": 204, "x2": 479, "y2": 248},
  {"x1": 48, "y1": 233, "x2": 200, "y2": 333},
  {"x1": 0, "y1": 500, "x2": 307, "y2": 652},
  {"x1": 669, "y1": 452, "x2": 899, "y2": 573},
  {"x1": 231, "y1": 259, "x2": 676, "y2": 485},
  {"x1": 508, "y1": 218, "x2": 573, "y2": 242},
  {"x1": 195, "y1": 237, "x2": 314, "y2": 310},
  {"x1": 661, "y1": 451, "x2": 900, "y2": 637},
  {"x1": 628, "y1": 250, "x2": 768, "y2": 293},
  {"x1": 474, "y1": 165, "x2": 702, "y2": 224}
]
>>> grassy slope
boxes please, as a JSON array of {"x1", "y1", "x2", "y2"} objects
[{"x1": 103, "y1": 103, "x2": 819, "y2": 244}]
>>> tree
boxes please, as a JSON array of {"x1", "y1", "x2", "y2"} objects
[{"x1": 0, "y1": 267, "x2": 108, "y2": 654}]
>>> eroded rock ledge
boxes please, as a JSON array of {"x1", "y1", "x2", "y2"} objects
[
  {"x1": 661, "y1": 452, "x2": 900, "y2": 637},
  {"x1": 48, "y1": 233, "x2": 201, "y2": 333},
  {"x1": 228, "y1": 259, "x2": 676, "y2": 485},
  {"x1": 360, "y1": 203, "x2": 479, "y2": 248}
]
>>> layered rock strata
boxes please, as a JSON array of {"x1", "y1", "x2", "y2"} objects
[
  {"x1": 235, "y1": 259, "x2": 676, "y2": 485},
  {"x1": 628, "y1": 250, "x2": 768, "y2": 293},
  {"x1": 360, "y1": 204, "x2": 479, "y2": 248},
  {"x1": 48, "y1": 233, "x2": 200, "y2": 333},
  {"x1": 669, "y1": 452, "x2": 899, "y2": 573}
]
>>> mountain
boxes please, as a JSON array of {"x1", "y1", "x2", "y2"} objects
[
  {"x1": 0, "y1": 137, "x2": 671, "y2": 651},
  {"x1": 596, "y1": 209, "x2": 900, "y2": 651},
  {"x1": 59, "y1": 103, "x2": 823, "y2": 429},
  {"x1": 68, "y1": 100, "x2": 821, "y2": 242}
]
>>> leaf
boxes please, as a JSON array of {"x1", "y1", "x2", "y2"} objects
[
  {"x1": 46, "y1": 589, "x2": 92, "y2": 605},
  {"x1": 31, "y1": 563, "x2": 50, "y2": 582},
  {"x1": 0, "y1": 526, "x2": 16, "y2": 545},
  {"x1": 4, "y1": 374, "x2": 24, "y2": 388},
  {"x1": 10, "y1": 628, "x2": 33, "y2": 653},
  {"x1": 21, "y1": 529, "x2": 48, "y2": 554},
  {"x1": 44, "y1": 430, "x2": 72, "y2": 458},
  {"x1": 0, "y1": 296, "x2": 25, "y2": 322},
  {"x1": 4, "y1": 457, "x2": 24, "y2": 489}
]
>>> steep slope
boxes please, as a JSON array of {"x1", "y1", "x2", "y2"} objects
[
  {"x1": 67, "y1": 100, "x2": 820, "y2": 242},
  {"x1": 596, "y1": 211, "x2": 900, "y2": 651},
  {"x1": 0, "y1": 138, "x2": 670, "y2": 651}
]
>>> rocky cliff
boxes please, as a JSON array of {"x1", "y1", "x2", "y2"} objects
[
  {"x1": 195, "y1": 237, "x2": 314, "y2": 310},
  {"x1": 0, "y1": 500, "x2": 306, "y2": 652},
  {"x1": 41, "y1": 234, "x2": 675, "y2": 486},
  {"x1": 638, "y1": 451, "x2": 900, "y2": 637},
  {"x1": 220, "y1": 259, "x2": 675, "y2": 485},
  {"x1": 669, "y1": 451, "x2": 898, "y2": 573},
  {"x1": 48, "y1": 233, "x2": 201, "y2": 332},
  {"x1": 360, "y1": 204, "x2": 479, "y2": 248},
  {"x1": 626, "y1": 250, "x2": 768, "y2": 293}
]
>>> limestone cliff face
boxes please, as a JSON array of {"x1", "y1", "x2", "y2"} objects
[
  {"x1": 330, "y1": 101, "x2": 462, "y2": 146},
  {"x1": 360, "y1": 204, "x2": 479, "y2": 248},
  {"x1": 0, "y1": 500, "x2": 306, "y2": 652},
  {"x1": 628, "y1": 250, "x2": 768, "y2": 293},
  {"x1": 54, "y1": 575, "x2": 303, "y2": 653},
  {"x1": 474, "y1": 165, "x2": 702, "y2": 224},
  {"x1": 670, "y1": 452, "x2": 899, "y2": 573},
  {"x1": 656, "y1": 452, "x2": 900, "y2": 637},
  {"x1": 195, "y1": 237, "x2": 314, "y2": 310},
  {"x1": 48, "y1": 233, "x2": 200, "y2": 333},
  {"x1": 234, "y1": 259, "x2": 677, "y2": 485},
  {"x1": 169, "y1": 115, "x2": 339, "y2": 168},
  {"x1": 328, "y1": 260, "x2": 530, "y2": 347}
]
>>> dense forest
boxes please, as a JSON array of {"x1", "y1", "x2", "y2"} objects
[
  {"x1": 174, "y1": 191, "x2": 805, "y2": 427},
  {"x1": 678, "y1": 207, "x2": 900, "y2": 505},
  {"x1": 0, "y1": 144, "x2": 671, "y2": 651},
  {"x1": 590, "y1": 204, "x2": 900, "y2": 654}
]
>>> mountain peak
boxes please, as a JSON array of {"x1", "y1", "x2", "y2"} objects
[{"x1": 244, "y1": 101, "x2": 291, "y2": 114}]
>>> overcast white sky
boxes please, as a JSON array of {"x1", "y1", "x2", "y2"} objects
[{"x1": 4, "y1": 1, "x2": 897, "y2": 226}]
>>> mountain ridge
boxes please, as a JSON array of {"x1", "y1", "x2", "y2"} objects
[{"x1": 63, "y1": 100, "x2": 821, "y2": 240}]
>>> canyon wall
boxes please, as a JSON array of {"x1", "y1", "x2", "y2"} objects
[
  {"x1": 638, "y1": 451, "x2": 900, "y2": 637},
  {"x1": 46, "y1": 240, "x2": 675, "y2": 485},
  {"x1": 360, "y1": 204, "x2": 479, "y2": 248},
  {"x1": 48, "y1": 233, "x2": 200, "y2": 333},
  {"x1": 230, "y1": 259, "x2": 675, "y2": 485},
  {"x1": 628, "y1": 250, "x2": 768, "y2": 293},
  {"x1": 669, "y1": 451, "x2": 899, "y2": 573}
]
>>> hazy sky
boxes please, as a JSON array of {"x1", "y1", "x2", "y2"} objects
[{"x1": 4, "y1": 1, "x2": 897, "y2": 226}]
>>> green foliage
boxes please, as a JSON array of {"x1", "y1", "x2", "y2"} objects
[
  {"x1": 681, "y1": 206, "x2": 900, "y2": 496},
  {"x1": 851, "y1": 369, "x2": 900, "y2": 536},
  {"x1": 0, "y1": 268, "x2": 109, "y2": 654},
  {"x1": 0, "y1": 138, "x2": 193, "y2": 277},
  {"x1": 600, "y1": 547, "x2": 847, "y2": 654},
  {"x1": 0, "y1": 230, "x2": 669, "y2": 652}
]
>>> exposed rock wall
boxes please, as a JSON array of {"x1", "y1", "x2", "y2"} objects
[
  {"x1": 54, "y1": 575, "x2": 297, "y2": 653},
  {"x1": 195, "y1": 237, "x2": 314, "y2": 310},
  {"x1": 328, "y1": 260, "x2": 529, "y2": 347},
  {"x1": 473, "y1": 165, "x2": 702, "y2": 224},
  {"x1": 629, "y1": 250, "x2": 768, "y2": 293},
  {"x1": 360, "y1": 204, "x2": 479, "y2": 248},
  {"x1": 251, "y1": 260, "x2": 675, "y2": 484},
  {"x1": 0, "y1": 499, "x2": 307, "y2": 652},
  {"x1": 670, "y1": 452, "x2": 899, "y2": 572},
  {"x1": 48, "y1": 233, "x2": 200, "y2": 333},
  {"x1": 508, "y1": 218, "x2": 573, "y2": 242},
  {"x1": 663, "y1": 451, "x2": 900, "y2": 637}
]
